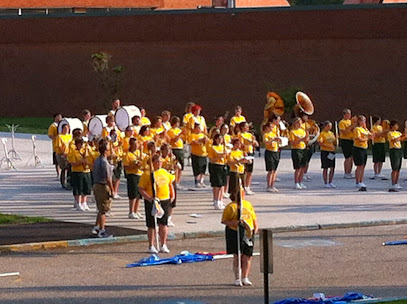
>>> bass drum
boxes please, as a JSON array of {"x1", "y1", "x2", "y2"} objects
[
  {"x1": 58, "y1": 118, "x2": 83, "y2": 134},
  {"x1": 115, "y1": 105, "x2": 141, "y2": 131},
  {"x1": 88, "y1": 115, "x2": 108, "y2": 137}
]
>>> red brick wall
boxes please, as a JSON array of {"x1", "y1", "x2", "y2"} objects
[{"x1": 0, "y1": 6, "x2": 407, "y2": 123}]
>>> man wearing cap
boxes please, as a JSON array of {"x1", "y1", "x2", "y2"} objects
[{"x1": 187, "y1": 105, "x2": 207, "y2": 134}]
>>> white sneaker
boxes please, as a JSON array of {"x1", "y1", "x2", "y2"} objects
[
  {"x1": 83, "y1": 203, "x2": 90, "y2": 211},
  {"x1": 245, "y1": 188, "x2": 255, "y2": 195},
  {"x1": 267, "y1": 187, "x2": 279, "y2": 193},
  {"x1": 275, "y1": 177, "x2": 281, "y2": 182},
  {"x1": 300, "y1": 183, "x2": 306, "y2": 189},
  {"x1": 355, "y1": 183, "x2": 362, "y2": 188},
  {"x1": 344, "y1": 174, "x2": 353, "y2": 179},
  {"x1": 91, "y1": 226, "x2": 100, "y2": 235},
  {"x1": 113, "y1": 194, "x2": 121, "y2": 199},
  {"x1": 218, "y1": 201, "x2": 225, "y2": 210},
  {"x1": 329, "y1": 183, "x2": 336, "y2": 188},
  {"x1": 295, "y1": 183, "x2": 302, "y2": 190},
  {"x1": 395, "y1": 184, "x2": 403, "y2": 189},
  {"x1": 160, "y1": 244, "x2": 170, "y2": 253},
  {"x1": 200, "y1": 182, "x2": 207, "y2": 188},
  {"x1": 167, "y1": 216, "x2": 175, "y2": 227},
  {"x1": 304, "y1": 175, "x2": 312, "y2": 181},
  {"x1": 223, "y1": 193, "x2": 230, "y2": 199},
  {"x1": 149, "y1": 246, "x2": 159, "y2": 254},
  {"x1": 175, "y1": 184, "x2": 183, "y2": 190},
  {"x1": 324, "y1": 183, "x2": 331, "y2": 188},
  {"x1": 234, "y1": 279, "x2": 242, "y2": 286},
  {"x1": 360, "y1": 182, "x2": 366, "y2": 187},
  {"x1": 136, "y1": 212, "x2": 143, "y2": 218},
  {"x1": 195, "y1": 182, "x2": 202, "y2": 188},
  {"x1": 128, "y1": 212, "x2": 139, "y2": 219},
  {"x1": 77, "y1": 203, "x2": 85, "y2": 211},
  {"x1": 242, "y1": 278, "x2": 253, "y2": 286}
]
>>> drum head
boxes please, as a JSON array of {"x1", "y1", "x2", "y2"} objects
[
  {"x1": 57, "y1": 118, "x2": 83, "y2": 134},
  {"x1": 115, "y1": 106, "x2": 141, "y2": 131},
  {"x1": 88, "y1": 115, "x2": 107, "y2": 137}
]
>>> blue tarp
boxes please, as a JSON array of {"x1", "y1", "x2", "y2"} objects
[
  {"x1": 126, "y1": 252, "x2": 214, "y2": 268},
  {"x1": 383, "y1": 240, "x2": 407, "y2": 246},
  {"x1": 274, "y1": 292, "x2": 373, "y2": 304}
]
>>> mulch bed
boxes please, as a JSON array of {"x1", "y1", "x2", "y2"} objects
[{"x1": 0, "y1": 221, "x2": 144, "y2": 245}]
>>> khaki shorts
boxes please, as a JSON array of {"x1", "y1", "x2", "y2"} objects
[
  {"x1": 93, "y1": 184, "x2": 112, "y2": 214},
  {"x1": 56, "y1": 154, "x2": 69, "y2": 170}
]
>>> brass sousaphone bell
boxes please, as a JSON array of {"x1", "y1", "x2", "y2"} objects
[
  {"x1": 294, "y1": 91, "x2": 314, "y2": 117},
  {"x1": 266, "y1": 92, "x2": 285, "y2": 117}
]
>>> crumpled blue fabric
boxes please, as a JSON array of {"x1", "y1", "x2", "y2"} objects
[
  {"x1": 383, "y1": 240, "x2": 407, "y2": 246},
  {"x1": 274, "y1": 292, "x2": 373, "y2": 304},
  {"x1": 126, "y1": 251, "x2": 213, "y2": 268}
]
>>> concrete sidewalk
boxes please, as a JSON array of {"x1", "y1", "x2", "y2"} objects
[{"x1": 1, "y1": 134, "x2": 407, "y2": 238}]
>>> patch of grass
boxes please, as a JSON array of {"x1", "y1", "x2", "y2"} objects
[
  {"x1": 0, "y1": 117, "x2": 52, "y2": 135},
  {"x1": 0, "y1": 213, "x2": 53, "y2": 225}
]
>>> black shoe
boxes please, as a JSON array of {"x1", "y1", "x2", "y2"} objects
[
  {"x1": 358, "y1": 187, "x2": 367, "y2": 192},
  {"x1": 389, "y1": 188, "x2": 399, "y2": 192}
]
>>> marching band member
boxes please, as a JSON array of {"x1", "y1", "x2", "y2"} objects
[
  {"x1": 339, "y1": 109, "x2": 356, "y2": 179},
  {"x1": 209, "y1": 115, "x2": 225, "y2": 139},
  {"x1": 167, "y1": 116, "x2": 185, "y2": 189},
  {"x1": 289, "y1": 117, "x2": 309, "y2": 190},
  {"x1": 160, "y1": 143, "x2": 177, "y2": 227},
  {"x1": 138, "y1": 126, "x2": 154, "y2": 154},
  {"x1": 317, "y1": 121, "x2": 337, "y2": 188},
  {"x1": 102, "y1": 115, "x2": 123, "y2": 141},
  {"x1": 183, "y1": 102, "x2": 195, "y2": 127},
  {"x1": 122, "y1": 126, "x2": 134, "y2": 153},
  {"x1": 55, "y1": 124, "x2": 72, "y2": 189},
  {"x1": 138, "y1": 153, "x2": 175, "y2": 254},
  {"x1": 131, "y1": 114, "x2": 142, "y2": 136},
  {"x1": 228, "y1": 138, "x2": 249, "y2": 198},
  {"x1": 189, "y1": 123, "x2": 209, "y2": 187},
  {"x1": 220, "y1": 123, "x2": 232, "y2": 198},
  {"x1": 109, "y1": 99, "x2": 120, "y2": 116},
  {"x1": 82, "y1": 109, "x2": 91, "y2": 136},
  {"x1": 150, "y1": 116, "x2": 167, "y2": 148},
  {"x1": 262, "y1": 117, "x2": 281, "y2": 192},
  {"x1": 107, "y1": 128, "x2": 124, "y2": 199},
  {"x1": 67, "y1": 138, "x2": 92, "y2": 211},
  {"x1": 123, "y1": 137, "x2": 144, "y2": 219},
  {"x1": 230, "y1": 106, "x2": 246, "y2": 129},
  {"x1": 370, "y1": 116, "x2": 387, "y2": 180},
  {"x1": 301, "y1": 113, "x2": 320, "y2": 180},
  {"x1": 188, "y1": 105, "x2": 207, "y2": 134},
  {"x1": 239, "y1": 122, "x2": 259, "y2": 195},
  {"x1": 140, "y1": 107, "x2": 151, "y2": 127},
  {"x1": 182, "y1": 102, "x2": 195, "y2": 166},
  {"x1": 208, "y1": 133, "x2": 228, "y2": 210},
  {"x1": 161, "y1": 110, "x2": 172, "y2": 131},
  {"x1": 352, "y1": 115, "x2": 372, "y2": 191},
  {"x1": 388, "y1": 120, "x2": 405, "y2": 192},
  {"x1": 48, "y1": 113, "x2": 63, "y2": 178}
]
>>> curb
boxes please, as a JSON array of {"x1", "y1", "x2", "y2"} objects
[{"x1": 1, "y1": 218, "x2": 407, "y2": 253}]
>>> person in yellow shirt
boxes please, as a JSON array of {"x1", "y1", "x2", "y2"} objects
[
  {"x1": 161, "y1": 110, "x2": 172, "y2": 131},
  {"x1": 187, "y1": 105, "x2": 207, "y2": 134},
  {"x1": 131, "y1": 115, "x2": 142, "y2": 136},
  {"x1": 189, "y1": 123, "x2": 209, "y2": 187},
  {"x1": 221, "y1": 189, "x2": 258, "y2": 287},
  {"x1": 220, "y1": 123, "x2": 232, "y2": 198},
  {"x1": 208, "y1": 115, "x2": 225, "y2": 139},
  {"x1": 289, "y1": 117, "x2": 309, "y2": 190},
  {"x1": 150, "y1": 116, "x2": 167, "y2": 148},
  {"x1": 140, "y1": 107, "x2": 151, "y2": 127},
  {"x1": 107, "y1": 128, "x2": 124, "y2": 199},
  {"x1": 67, "y1": 138, "x2": 92, "y2": 211},
  {"x1": 339, "y1": 108, "x2": 356, "y2": 179},
  {"x1": 122, "y1": 126, "x2": 134, "y2": 153},
  {"x1": 262, "y1": 117, "x2": 282, "y2": 192},
  {"x1": 167, "y1": 116, "x2": 184, "y2": 188},
  {"x1": 228, "y1": 138, "x2": 249, "y2": 199},
  {"x1": 123, "y1": 138, "x2": 144, "y2": 219},
  {"x1": 301, "y1": 113, "x2": 320, "y2": 181},
  {"x1": 317, "y1": 121, "x2": 337, "y2": 188},
  {"x1": 160, "y1": 143, "x2": 178, "y2": 227},
  {"x1": 137, "y1": 126, "x2": 154, "y2": 154},
  {"x1": 101, "y1": 115, "x2": 123, "y2": 141},
  {"x1": 239, "y1": 122, "x2": 259, "y2": 195},
  {"x1": 47, "y1": 113, "x2": 62, "y2": 178},
  {"x1": 182, "y1": 102, "x2": 195, "y2": 166},
  {"x1": 230, "y1": 106, "x2": 246, "y2": 129},
  {"x1": 55, "y1": 124, "x2": 72, "y2": 189},
  {"x1": 353, "y1": 115, "x2": 372, "y2": 191},
  {"x1": 138, "y1": 154, "x2": 175, "y2": 254},
  {"x1": 208, "y1": 134, "x2": 228, "y2": 210},
  {"x1": 370, "y1": 116, "x2": 388, "y2": 180},
  {"x1": 82, "y1": 109, "x2": 91, "y2": 136},
  {"x1": 387, "y1": 120, "x2": 405, "y2": 191}
]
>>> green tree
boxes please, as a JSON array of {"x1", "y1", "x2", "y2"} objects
[
  {"x1": 264, "y1": 82, "x2": 303, "y2": 119},
  {"x1": 91, "y1": 52, "x2": 124, "y2": 110}
]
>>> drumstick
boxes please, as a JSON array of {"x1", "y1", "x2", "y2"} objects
[
  {"x1": 369, "y1": 116, "x2": 375, "y2": 146},
  {"x1": 335, "y1": 121, "x2": 339, "y2": 147}
]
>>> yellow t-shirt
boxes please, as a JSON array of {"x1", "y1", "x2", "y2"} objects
[
  {"x1": 150, "y1": 126, "x2": 165, "y2": 138},
  {"x1": 388, "y1": 131, "x2": 402, "y2": 149},
  {"x1": 208, "y1": 144, "x2": 227, "y2": 165},
  {"x1": 87, "y1": 146, "x2": 99, "y2": 170},
  {"x1": 67, "y1": 148, "x2": 91, "y2": 173},
  {"x1": 167, "y1": 127, "x2": 184, "y2": 149},
  {"x1": 188, "y1": 115, "x2": 207, "y2": 133},
  {"x1": 55, "y1": 134, "x2": 72, "y2": 155},
  {"x1": 230, "y1": 115, "x2": 246, "y2": 127},
  {"x1": 132, "y1": 125, "x2": 141, "y2": 136},
  {"x1": 82, "y1": 121, "x2": 89, "y2": 136},
  {"x1": 102, "y1": 127, "x2": 123, "y2": 141},
  {"x1": 123, "y1": 150, "x2": 144, "y2": 175},
  {"x1": 318, "y1": 130, "x2": 336, "y2": 152},
  {"x1": 372, "y1": 124, "x2": 386, "y2": 144},
  {"x1": 263, "y1": 126, "x2": 280, "y2": 152},
  {"x1": 48, "y1": 123, "x2": 58, "y2": 152},
  {"x1": 224, "y1": 134, "x2": 231, "y2": 146},
  {"x1": 239, "y1": 132, "x2": 255, "y2": 154},
  {"x1": 141, "y1": 117, "x2": 151, "y2": 127},
  {"x1": 339, "y1": 119, "x2": 354, "y2": 140},
  {"x1": 183, "y1": 113, "x2": 193, "y2": 126},
  {"x1": 353, "y1": 127, "x2": 370, "y2": 149},
  {"x1": 222, "y1": 200, "x2": 256, "y2": 231},
  {"x1": 189, "y1": 133, "x2": 208, "y2": 157},
  {"x1": 228, "y1": 149, "x2": 245, "y2": 174},
  {"x1": 122, "y1": 136, "x2": 132, "y2": 153},
  {"x1": 138, "y1": 168, "x2": 175, "y2": 201},
  {"x1": 289, "y1": 128, "x2": 307, "y2": 150},
  {"x1": 137, "y1": 135, "x2": 154, "y2": 153}
]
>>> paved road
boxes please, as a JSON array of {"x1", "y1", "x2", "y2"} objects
[
  {"x1": 0, "y1": 134, "x2": 407, "y2": 236},
  {"x1": 1, "y1": 225, "x2": 407, "y2": 304}
]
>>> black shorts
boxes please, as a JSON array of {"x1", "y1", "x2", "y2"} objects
[
  {"x1": 291, "y1": 149, "x2": 307, "y2": 169},
  {"x1": 113, "y1": 161, "x2": 122, "y2": 181},
  {"x1": 320, "y1": 150, "x2": 336, "y2": 169},
  {"x1": 245, "y1": 153, "x2": 255, "y2": 173},
  {"x1": 352, "y1": 146, "x2": 367, "y2": 166},
  {"x1": 403, "y1": 142, "x2": 407, "y2": 159},
  {"x1": 191, "y1": 154, "x2": 207, "y2": 176},
  {"x1": 52, "y1": 152, "x2": 57, "y2": 165},
  {"x1": 372, "y1": 143, "x2": 386, "y2": 163},
  {"x1": 306, "y1": 143, "x2": 316, "y2": 163},
  {"x1": 171, "y1": 182, "x2": 177, "y2": 208},
  {"x1": 172, "y1": 149, "x2": 185, "y2": 170},
  {"x1": 265, "y1": 150, "x2": 280, "y2": 171},
  {"x1": 225, "y1": 226, "x2": 254, "y2": 256},
  {"x1": 209, "y1": 163, "x2": 227, "y2": 188},
  {"x1": 390, "y1": 149, "x2": 403, "y2": 171},
  {"x1": 340, "y1": 139, "x2": 353, "y2": 159},
  {"x1": 144, "y1": 199, "x2": 171, "y2": 228},
  {"x1": 71, "y1": 172, "x2": 92, "y2": 196},
  {"x1": 126, "y1": 174, "x2": 141, "y2": 200}
]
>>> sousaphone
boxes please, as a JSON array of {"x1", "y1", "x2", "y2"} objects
[
  {"x1": 294, "y1": 91, "x2": 314, "y2": 117},
  {"x1": 266, "y1": 92, "x2": 285, "y2": 117}
]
